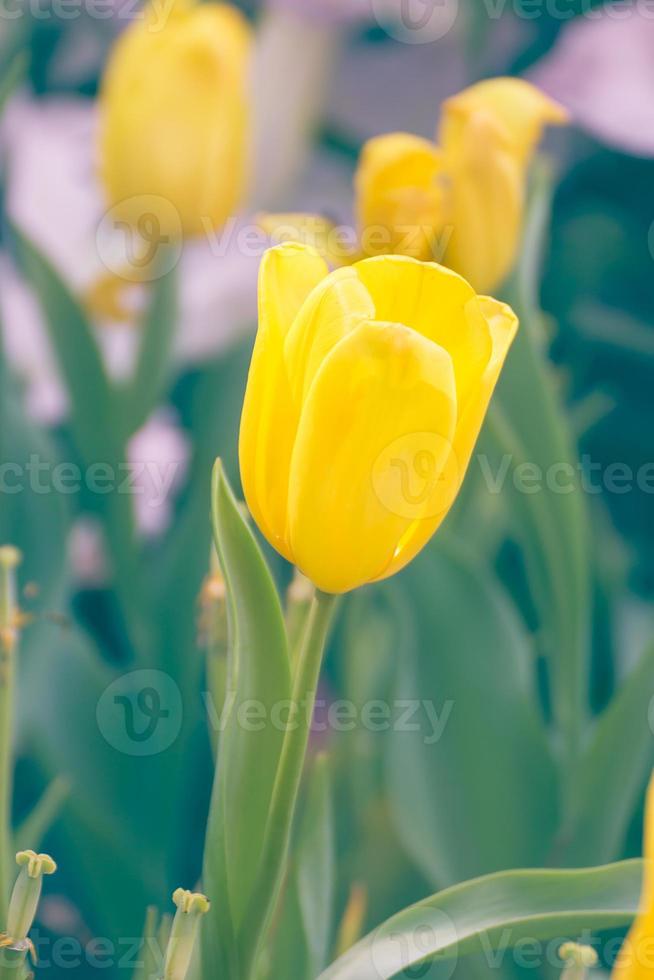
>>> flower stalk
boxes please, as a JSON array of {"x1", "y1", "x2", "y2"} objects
[
  {"x1": 241, "y1": 589, "x2": 336, "y2": 978},
  {"x1": 0, "y1": 547, "x2": 21, "y2": 924},
  {"x1": 285, "y1": 569, "x2": 314, "y2": 662},
  {"x1": 201, "y1": 550, "x2": 229, "y2": 756}
]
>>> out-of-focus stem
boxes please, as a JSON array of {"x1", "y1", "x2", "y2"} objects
[
  {"x1": 285, "y1": 569, "x2": 314, "y2": 665},
  {"x1": 0, "y1": 547, "x2": 21, "y2": 926},
  {"x1": 201, "y1": 549, "x2": 229, "y2": 757}
]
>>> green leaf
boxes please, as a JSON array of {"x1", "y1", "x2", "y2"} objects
[
  {"x1": 497, "y1": 158, "x2": 590, "y2": 785},
  {"x1": 0, "y1": 52, "x2": 27, "y2": 116},
  {"x1": 11, "y1": 226, "x2": 122, "y2": 462},
  {"x1": 122, "y1": 268, "x2": 177, "y2": 436},
  {"x1": 0, "y1": 369, "x2": 69, "y2": 612},
  {"x1": 201, "y1": 461, "x2": 291, "y2": 975},
  {"x1": 560, "y1": 643, "x2": 654, "y2": 865},
  {"x1": 265, "y1": 753, "x2": 335, "y2": 980},
  {"x1": 387, "y1": 540, "x2": 558, "y2": 887},
  {"x1": 319, "y1": 861, "x2": 641, "y2": 980},
  {"x1": 14, "y1": 776, "x2": 70, "y2": 853},
  {"x1": 10, "y1": 228, "x2": 144, "y2": 645}
]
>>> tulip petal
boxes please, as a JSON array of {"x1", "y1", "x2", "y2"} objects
[
  {"x1": 284, "y1": 266, "x2": 376, "y2": 404},
  {"x1": 355, "y1": 133, "x2": 445, "y2": 260},
  {"x1": 612, "y1": 772, "x2": 654, "y2": 980},
  {"x1": 376, "y1": 295, "x2": 517, "y2": 582},
  {"x1": 352, "y1": 254, "x2": 492, "y2": 410},
  {"x1": 287, "y1": 320, "x2": 457, "y2": 594},
  {"x1": 440, "y1": 77, "x2": 569, "y2": 168},
  {"x1": 442, "y1": 111, "x2": 524, "y2": 294},
  {"x1": 239, "y1": 243, "x2": 329, "y2": 556}
]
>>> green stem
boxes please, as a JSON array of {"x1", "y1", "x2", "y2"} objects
[
  {"x1": 0, "y1": 548, "x2": 20, "y2": 927},
  {"x1": 240, "y1": 590, "x2": 337, "y2": 979}
]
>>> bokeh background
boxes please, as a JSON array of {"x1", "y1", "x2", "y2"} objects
[{"x1": 1, "y1": 1, "x2": 653, "y2": 977}]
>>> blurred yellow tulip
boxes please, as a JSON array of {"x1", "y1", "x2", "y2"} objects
[
  {"x1": 612, "y1": 772, "x2": 654, "y2": 980},
  {"x1": 99, "y1": 0, "x2": 251, "y2": 240},
  {"x1": 239, "y1": 243, "x2": 518, "y2": 594},
  {"x1": 355, "y1": 77, "x2": 568, "y2": 292}
]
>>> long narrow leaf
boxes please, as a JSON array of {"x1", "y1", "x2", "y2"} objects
[
  {"x1": 561, "y1": 644, "x2": 654, "y2": 864},
  {"x1": 123, "y1": 268, "x2": 177, "y2": 435},
  {"x1": 319, "y1": 861, "x2": 641, "y2": 980},
  {"x1": 202, "y1": 461, "x2": 291, "y2": 974}
]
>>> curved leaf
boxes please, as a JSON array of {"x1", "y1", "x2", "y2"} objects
[
  {"x1": 202, "y1": 461, "x2": 291, "y2": 974},
  {"x1": 387, "y1": 540, "x2": 557, "y2": 888},
  {"x1": 561, "y1": 643, "x2": 654, "y2": 864},
  {"x1": 319, "y1": 861, "x2": 641, "y2": 980}
]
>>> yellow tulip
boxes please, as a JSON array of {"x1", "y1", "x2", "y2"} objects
[
  {"x1": 239, "y1": 242, "x2": 518, "y2": 594},
  {"x1": 99, "y1": 0, "x2": 251, "y2": 240},
  {"x1": 612, "y1": 772, "x2": 654, "y2": 980},
  {"x1": 355, "y1": 77, "x2": 568, "y2": 292}
]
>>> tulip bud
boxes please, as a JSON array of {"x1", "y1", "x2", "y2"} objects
[
  {"x1": 6, "y1": 852, "x2": 57, "y2": 943},
  {"x1": 559, "y1": 942, "x2": 598, "y2": 980},
  {"x1": 439, "y1": 77, "x2": 568, "y2": 292},
  {"x1": 1, "y1": 850, "x2": 57, "y2": 972},
  {"x1": 163, "y1": 889, "x2": 210, "y2": 980},
  {"x1": 239, "y1": 243, "x2": 517, "y2": 593},
  {"x1": 355, "y1": 133, "x2": 444, "y2": 261},
  {"x1": 99, "y1": 0, "x2": 252, "y2": 240},
  {"x1": 354, "y1": 77, "x2": 567, "y2": 292}
]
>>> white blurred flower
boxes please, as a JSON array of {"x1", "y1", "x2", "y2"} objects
[
  {"x1": 68, "y1": 518, "x2": 109, "y2": 588},
  {"x1": 0, "y1": 94, "x2": 259, "y2": 426},
  {"x1": 67, "y1": 410, "x2": 189, "y2": 582},
  {"x1": 264, "y1": 0, "x2": 372, "y2": 23},
  {"x1": 126, "y1": 410, "x2": 190, "y2": 539},
  {"x1": 530, "y1": 5, "x2": 654, "y2": 157},
  {"x1": 0, "y1": 254, "x2": 69, "y2": 425}
]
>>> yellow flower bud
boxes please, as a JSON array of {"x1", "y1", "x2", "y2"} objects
[
  {"x1": 439, "y1": 77, "x2": 568, "y2": 292},
  {"x1": 99, "y1": 0, "x2": 252, "y2": 240},
  {"x1": 355, "y1": 77, "x2": 567, "y2": 293},
  {"x1": 239, "y1": 242, "x2": 518, "y2": 594},
  {"x1": 355, "y1": 133, "x2": 444, "y2": 261}
]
